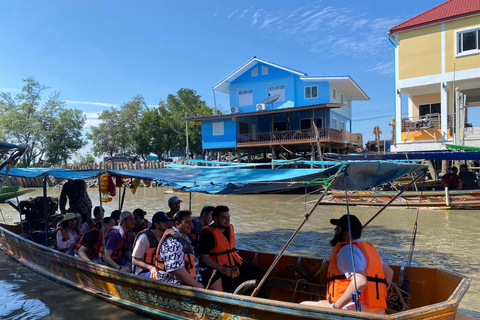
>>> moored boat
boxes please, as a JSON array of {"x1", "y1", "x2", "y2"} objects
[{"x1": 323, "y1": 189, "x2": 480, "y2": 209}]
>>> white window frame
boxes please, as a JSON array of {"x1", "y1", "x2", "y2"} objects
[
  {"x1": 269, "y1": 85, "x2": 285, "y2": 103},
  {"x1": 332, "y1": 88, "x2": 337, "y2": 101},
  {"x1": 262, "y1": 66, "x2": 268, "y2": 75},
  {"x1": 332, "y1": 117, "x2": 338, "y2": 129},
  {"x1": 456, "y1": 26, "x2": 480, "y2": 57},
  {"x1": 304, "y1": 85, "x2": 318, "y2": 99},
  {"x1": 340, "y1": 120, "x2": 345, "y2": 131},
  {"x1": 251, "y1": 67, "x2": 258, "y2": 77},
  {"x1": 238, "y1": 90, "x2": 253, "y2": 107},
  {"x1": 212, "y1": 122, "x2": 224, "y2": 136}
]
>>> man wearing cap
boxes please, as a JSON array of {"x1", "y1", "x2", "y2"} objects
[
  {"x1": 132, "y1": 211, "x2": 172, "y2": 279},
  {"x1": 167, "y1": 196, "x2": 182, "y2": 219},
  {"x1": 132, "y1": 208, "x2": 152, "y2": 235},
  {"x1": 100, "y1": 211, "x2": 135, "y2": 273},
  {"x1": 301, "y1": 214, "x2": 393, "y2": 314}
]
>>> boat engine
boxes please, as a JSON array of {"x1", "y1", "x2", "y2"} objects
[{"x1": 19, "y1": 196, "x2": 61, "y2": 231}]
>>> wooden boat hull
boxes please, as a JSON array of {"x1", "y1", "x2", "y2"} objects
[
  {"x1": 0, "y1": 224, "x2": 470, "y2": 320},
  {"x1": 323, "y1": 190, "x2": 480, "y2": 209}
]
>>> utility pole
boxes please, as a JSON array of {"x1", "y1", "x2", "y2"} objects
[
  {"x1": 185, "y1": 112, "x2": 189, "y2": 159},
  {"x1": 373, "y1": 126, "x2": 381, "y2": 154}
]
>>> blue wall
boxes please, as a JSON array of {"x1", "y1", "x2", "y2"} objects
[
  {"x1": 201, "y1": 118, "x2": 237, "y2": 149},
  {"x1": 294, "y1": 77, "x2": 331, "y2": 107}
]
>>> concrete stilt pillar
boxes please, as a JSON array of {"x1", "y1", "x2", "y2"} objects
[{"x1": 236, "y1": 151, "x2": 240, "y2": 163}]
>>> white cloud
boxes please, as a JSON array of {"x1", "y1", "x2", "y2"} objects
[
  {"x1": 83, "y1": 111, "x2": 102, "y2": 128},
  {"x1": 64, "y1": 100, "x2": 119, "y2": 108},
  {"x1": 252, "y1": 9, "x2": 263, "y2": 25},
  {"x1": 239, "y1": 7, "x2": 253, "y2": 19},
  {"x1": 228, "y1": 9, "x2": 239, "y2": 19},
  {"x1": 260, "y1": 16, "x2": 281, "y2": 29},
  {"x1": 0, "y1": 87, "x2": 21, "y2": 92},
  {"x1": 366, "y1": 61, "x2": 394, "y2": 75}
]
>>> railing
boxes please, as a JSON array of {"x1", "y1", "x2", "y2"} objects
[
  {"x1": 402, "y1": 114, "x2": 443, "y2": 131},
  {"x1": 237, "y1": 128, "x2": 345, "y2": 145}
]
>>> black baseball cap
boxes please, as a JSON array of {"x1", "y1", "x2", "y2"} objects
[
  {"x1": 330, "y1": 214, "x2": 363, "y2": 234},
  {"x1": 152, "y1": 211, "x2": 171, "y2": 223}
]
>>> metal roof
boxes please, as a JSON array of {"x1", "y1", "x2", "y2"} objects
[
  {"x1": 389, "y1": 0, "x2": 480, "y2": 34},
  {"x1": 186, "y1": 102, "x2": 343, "y2": 121}
]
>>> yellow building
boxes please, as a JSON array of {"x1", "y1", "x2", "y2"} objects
[{"x1": 389, "y1": 0, "x2": 480, "y2": 152}]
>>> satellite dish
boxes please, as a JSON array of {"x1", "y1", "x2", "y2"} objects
[{"x1": 261, "y1": 94, "x2": 281, "y2": 104}]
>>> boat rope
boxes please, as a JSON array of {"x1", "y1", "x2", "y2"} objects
[
  {"x1": 250, "y1": 163, "x2": 348, "y2": 298},
  {"x1": 386, "y1": 282, "x2": 411, "y2": 313},
  {"x1": 343, "y1": 168, "x2": 361, "y2": 312}
]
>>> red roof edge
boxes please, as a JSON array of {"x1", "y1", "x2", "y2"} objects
[{"x1": 389, "y1": 11, "x2": 480, "y2": 34}]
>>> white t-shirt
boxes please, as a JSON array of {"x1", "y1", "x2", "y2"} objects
[
  {"x1": 336, "y1": 239, "x2": 385, "y2": 314},
  {"x1": 132, "y1": 232, "x2": 160, "y2": 275}
]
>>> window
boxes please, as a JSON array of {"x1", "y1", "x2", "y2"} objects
[
  {"x1": 269, "y1": 85, "x2": 285, "y2": 102},
  {"x1": 239, "y1": 90, "x2": 253, "y2": 107},
  {"x1": 274, "y1": 121, "x2": 287, "y2": 131},
  {"x1": 419, "y1": 103, "x2": 440, "y2": 117},
  {"x1": 332, "y1": 88, "x2": 337, "y2": 101},
  {"x1": 457, "y1": 28, "x2": 480, "y2": 55},
  {"x1": 332, "y1": 117, "x2": 337, "y2": 129},
  {"x1": 340, "y1": 121, "x2": 345, "y2": 131},
  {"x1": 251, "y1": 67, "x2": 258, "y2": 77},
  {"x1": 300, "y1": 117, "x2": 323, "y2": 129},
  {"x1": 305, "y1": 85, "x2": 318, "y2": 99},
  {"x1": 212, "y1": 122, "x2": 224, "y2": 136},
  {"x1": 262, "y1": 66, "x2": 268, "y2": 75}
]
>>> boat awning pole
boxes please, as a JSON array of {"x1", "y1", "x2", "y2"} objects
[
  {"x1": 98, "y1": 173, "x2": 106, "y2": 253},
  {"x1": 251, "y1": 165, "x2": 346, "y2": 297},
  {"x1": 43, "y1": 173, "x2": 49, "y2": 247},
  {"x1": 362, "y1": 170, "x2": 427, "y2": 229}
]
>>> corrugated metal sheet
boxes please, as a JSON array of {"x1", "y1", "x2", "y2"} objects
[{"x1": 390, "y1": 0, "x2": 480, "y2": 33}]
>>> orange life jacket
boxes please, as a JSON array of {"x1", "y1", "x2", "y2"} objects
[
  {"x1": 132, "y1": 229, "x2": 159, "y2": 272},
  {"x1": 132, "y1": 219, "x2": 149, "y2": 234},
  {"x1": 327, "y1": 241, "x2": 388, "y2": 309},
  {"x1": 54, "y1": 226, "x2": 81, "y2": 253},
  {"x1": 74, "y1": 226, "x2": 103, "y2": 260},
  {"x1": 202, "y1": 224, "x2": 243, "y2": 267},
  {"x1": 99, "y1": 227, "x2": 132, "y2": 261},
  {"x1": 156, "y1": 230, "x2": 196, "y2": 278}
]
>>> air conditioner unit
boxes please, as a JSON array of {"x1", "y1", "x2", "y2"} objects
[
  {"x1": 230, "y1": 107, "x2": 240, "y2": 113},
  {"x1": 256, "y1": 103, "x2": 266, "y2": 111}
]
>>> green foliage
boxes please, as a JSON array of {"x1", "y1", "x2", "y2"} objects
[
  {"x1": 0, "y1": 78, "x2": 86, "y2": 166},
  {"x1": 73, "y1": 152, "x2": 95, "y2": 165},
  {"x1": 87, "y1": 95, "x2": 146, "y2": 157},
  {"x1": 134, "y1": 88, "x2": 218, "y2": 159}
]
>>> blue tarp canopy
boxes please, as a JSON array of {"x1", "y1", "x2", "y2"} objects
[
  {"x1": 1, "y1": 161, "x2": 427, "y2": 194},
  {"x1": 329, "y1": 151, "x2": 480, "y2": 161}
]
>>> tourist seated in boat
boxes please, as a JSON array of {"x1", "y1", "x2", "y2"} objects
[
  {"x1": 300, "y1": 214, "x2": 394, "y2": 314},
  {"x1": 166, "y1": 196, "x2": 182, "y2": 219},
  {"x1": 99, "y1": 211, "x2": 135, "y2": 273},
  {"x1": 75, "y1": 217, "x2": 116, "y2": 262},
  {"x1": 110, "y1": 209, "x2": 121, "y2": 225},
  {"x1": 157, "y1": 210, "x2": 223, "y2": 291},
  {"x1": 190, "y1": 205, "x2": 214, "y2": 245},
  {"x1": 441, "y1": 167, "x2": 458, "y2": 190},
  {"x1": 458, "y1": 164, "x2": 480, "y2": 190},
  {"x1": 54, "y1": 212, "x2": 82, "y2": 256},
  {"x1": 199, "y1": 205, "x2": 263, "y2": 293},
  {"x1": 81, "y1": 206, "x2": 104, "y2": 235},
  {"x1": 132, "y1": 208, "x2": 152, "y2": 234},
  {"x1": 132, "y1": 211, "x2": 172, "y2": 279}
]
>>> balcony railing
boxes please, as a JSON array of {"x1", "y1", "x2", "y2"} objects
[
  {"x1": 237, "y1": 127, "x2": 352, "y2": 145},
  {"x1": 402, "y1": 114, "x2": 445, "y2": 131}
]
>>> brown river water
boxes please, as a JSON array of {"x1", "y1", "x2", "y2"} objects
[{"x1": 0, "y1": 186, "x2": 478, "y2": 319}]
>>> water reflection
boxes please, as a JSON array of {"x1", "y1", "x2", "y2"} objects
[{"x1": 0, "y1": 186, "x2": 478, "y2": 314}]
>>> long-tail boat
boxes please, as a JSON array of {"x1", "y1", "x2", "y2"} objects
[{"x1": 0, "y1": 148, "x2": 473, "y2": 319}]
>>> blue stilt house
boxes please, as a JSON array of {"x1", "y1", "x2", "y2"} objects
[{"x1": 188, "y1": 57, "x2": 369, "y2": 159}]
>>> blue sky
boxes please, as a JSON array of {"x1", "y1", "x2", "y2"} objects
[{"x1": 0, "y1": 0, "x2": 445, "y2": 157}]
